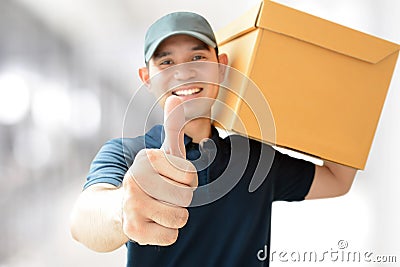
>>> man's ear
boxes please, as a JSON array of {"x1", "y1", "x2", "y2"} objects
[
  {"x1": 218, "y1": 53, "x2": 228, "y2": 82},
  {"x1": 139, "y1": 67, "x2": 150, "y2": 86},
  {"x1": 218, "y1": 53, "x2": 228, "y2": 65}
]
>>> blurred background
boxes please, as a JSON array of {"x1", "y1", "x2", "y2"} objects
[{"x1": 0, "y1": 0, "x2": 399, "y2": 266}]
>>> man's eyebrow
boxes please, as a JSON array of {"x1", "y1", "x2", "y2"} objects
[
  {"x1": 192, "y1": 43, "x2": 211, "y2": 51},
  {"x1": 153, "y1": 43, "x2": 211, "y2": 59},
  {"x1": 153, "y1": 51, "x2": 171, "y2": 59}
]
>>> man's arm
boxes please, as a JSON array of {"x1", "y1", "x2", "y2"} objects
[
  {"x1": 70, "y1": 97, "x2": 197, "y2": 251},
  {"x1": 305, "y1": 161, "x2": 357, "y2": 200},
  {"x1": 70, "y1": 183, "x2": 129, "y2": 252},
  {"x1": 70, "y1": 148, "x2": 197, "y2": 251}
]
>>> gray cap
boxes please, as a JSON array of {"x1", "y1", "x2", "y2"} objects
[{"x1": 144, "y1": 12, "x2": 217, "y2": 63}]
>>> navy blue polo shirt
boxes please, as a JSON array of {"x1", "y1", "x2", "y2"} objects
[{"x1": 85, "y1": 125, "x2": 315, "y2": 267}]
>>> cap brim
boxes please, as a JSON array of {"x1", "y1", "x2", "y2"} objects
[{"x1": 145, "y1": 31, "x2": 217, "y2": 63}]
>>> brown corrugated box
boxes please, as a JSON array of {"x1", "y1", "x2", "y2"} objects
[{"x1": 213, "y1": 0, "x2": 399, "y2": 169}]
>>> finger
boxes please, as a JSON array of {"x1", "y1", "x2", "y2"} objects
[
  {"x1": 140, "y1": 149, "x2": 198, "y2": 188},
  {"x1": 149, "y1": 205, "x2": 189, "y2": 230},
  {"x1": 130, "y1": 150, "x2": 194, "y2": 206},
  {"x1": 142, "y1": 222, "x2": 179, "y2": 246},
  {"x1": 124, "y1": 179, "x2": 189, "y2": 229},
  {"x1": 145, "y1": 196, "x2": 190, "y2": 229},
  {"x1": 124, "y1": 220, "x2": 179, "y2": 246},
  {"x1": 161, "y1": 95, "x2": 186, "y2": 158},
  {"x1": 129, "y1": 149, "x2": 197, "y2": 206},
  {"x1": 134, "y1": 171, "x2": 194, "y2": 207}
]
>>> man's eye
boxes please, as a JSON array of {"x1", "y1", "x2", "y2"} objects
[
  {"x1": 192, "y1": 55, "x2": 206, "y2": 61},
  {"x1": 160, "y1": 60, "x2": 173, "y2": 65}
]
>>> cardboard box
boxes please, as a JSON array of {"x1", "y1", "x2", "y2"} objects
[{"x1": 213, "y1": 0, "x2": 400, "y2": 169}]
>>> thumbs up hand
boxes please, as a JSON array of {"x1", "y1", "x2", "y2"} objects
[{"x1": 122, "y1": 96, "x2": 198, "y2": 246}]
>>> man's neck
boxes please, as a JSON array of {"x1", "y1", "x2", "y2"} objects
[{"x1": 184, "y1": 118, "x2": 212, "y2": 144}]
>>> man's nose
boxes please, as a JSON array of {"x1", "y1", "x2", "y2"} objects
[{"x1": 173, "y1": 64, "x2": 196, "y2": 80}]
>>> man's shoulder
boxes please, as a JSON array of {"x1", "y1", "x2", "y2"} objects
[
  {"x1": 102, "y1": 136, "x2": 144, "y2": 150},
  {"x1": 221, "y1": 132, "x2": 274, "y2": 151},
  {"x1": 97, "y1": 125, "x2": 162, "y2": 160}
]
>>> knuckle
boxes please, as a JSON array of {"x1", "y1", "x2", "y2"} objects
[
  {"x1": 186, "y1": 171, "x2": 198, "y2": 188},
  {"x1": 150, "y1": 210, "x2": 164, "y2": 224},
  {"x1": 186, "y1": 161, "x2": 197, "y2": 173},
  {"x1": 179, "y1": 189, "x2": 193, "y2": 207},
  {"x1": 123, "y1": 176, "x2": 148, "y2": 202},
  {"x1": 136, "y1": 149, "x2": 160, "y2": 167},
  {"x1": 151, "y1": 208, "x2": 188, "y2": 229},
  {"x1": 133, "y1": 222, "x2": 145, "y2": 237},
  {"x1": 136, "y1": 148, "x2": 148, "y2": 158},
  {"x1": 159, "y1": 230, "x2": 179, "y2": 246},
  {"x1": 123, "y1": 194, "x2": 144, "y2": 219},
  {"x1": 145, "y1": 149, "x2": 161, "y2": 162},
  {"x1": 123, "y1": 171, "x2": 135, "y2": 187},
  {"x1": 128, "y1": 201, "x2": 141, "y2": 215},
  {"x1": 124, "y1": 169, "x2": 143, "y2": 191},
  {"x1": 169, "y1": 231, "x2": 179, "y2": 245},
  {"x1": 124, "y1": 220, "x2": 146, "y2": 244},
  {"x1": 178, "y1": 161, "x2": 197, "y2": 187},
  {"x1": 170, "y1": 230, "x2": 179, "y2": 244},
  {"x1": 124, "y1": 180, "x2": 139, "y2": 196}
]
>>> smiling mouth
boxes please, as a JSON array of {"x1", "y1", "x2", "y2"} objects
[{"x1": 172, "y1": 87, "x2": 203, "y2": 96}]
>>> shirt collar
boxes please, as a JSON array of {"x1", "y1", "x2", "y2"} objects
[
  {"x1": 145, "y1": 124, "x2": 230, "y2": 181},
  {"x1": 183, "y1": 125, "x2": 221, "y2": 146},
  {"x1": 144, "y1": 124, "x2": 221, "y2": 147}
]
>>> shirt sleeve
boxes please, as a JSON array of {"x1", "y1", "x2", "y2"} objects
[
  {"x1": 83, "y1": 137, "x2": 143, "y2": 190},
  {"x1": 272, "y1": 150, "x2": 315, "y2": 202}
]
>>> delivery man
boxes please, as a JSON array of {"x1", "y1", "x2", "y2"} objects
[{"x1": 70, "y1": 11, "x2": 357, "y2": 267}]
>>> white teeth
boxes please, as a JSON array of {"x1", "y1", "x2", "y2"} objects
[{"x1": 173, "y1": 88, "x2": 201, "y2": 96}]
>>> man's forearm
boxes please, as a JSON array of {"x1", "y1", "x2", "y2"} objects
[
  {"x1": 324, "y1": 161, "x2": 357, "y2": 195},
  {"x1": 306, "y1": 161, "x2": 357, "y2": 199},
  {"x1": 70, "y1": 183, "x2": 129, "y2": 252}
]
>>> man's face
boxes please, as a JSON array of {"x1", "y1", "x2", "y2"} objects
[{"x1": 140, "y1": 34, "x2": 227, "y2": 120}]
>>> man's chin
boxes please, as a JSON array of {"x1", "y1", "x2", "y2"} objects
[
  {"x1": 184, "y1": 111, "x2": 212, "y2": 121},
  {"x1": 182, "y1": 98, "x2": 215, "y2": 121},
  {"x1": 184, "y1": 108, "x2": 213, "y2": 122}
]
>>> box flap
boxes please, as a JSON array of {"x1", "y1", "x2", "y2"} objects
[
  {"x1": 216, "y1": 2, "x2": 262, "y2": 46},
  {"x1": 257, "y1": 1, "x2": 400, "y2": 64}
]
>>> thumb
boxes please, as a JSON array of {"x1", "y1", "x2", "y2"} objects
[{"x1": 161, "y1": 96, "x2": 186, "y2": 158}]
